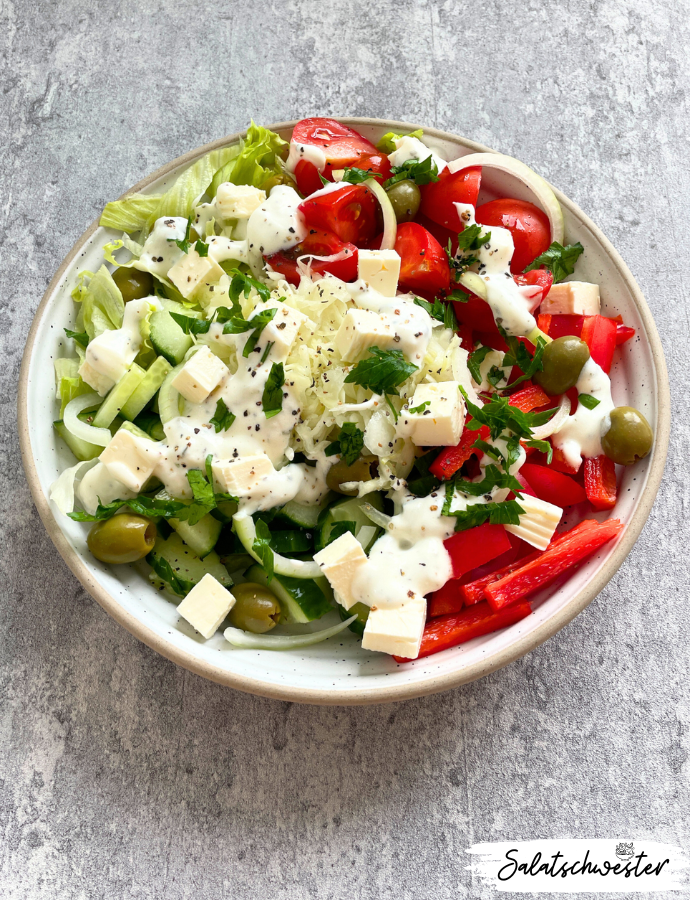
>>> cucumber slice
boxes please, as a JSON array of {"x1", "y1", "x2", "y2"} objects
[
  {"x1": 169, "y1": 513, "x2": 222, "y2": 558},
  {"x1": 53, "y1": 420, "x2": 102, "y2": 461},
  {"x1": 339, "y1": 601, "x2": 370, "y2": 637},
  {"x1": 233, "y1": 515, "x2": 322, "y2": 579},
  {"x1": 158, "y1": 297, "x2": 203, "y2": 318},
  {"x1": 118, "y1": 420, "x2": 154, "y2": 441},
  {"x1": 148, "y1": 532, "x2": 231, "y2": 594},
  {"x1": 213, "y1": 528, "x2": 252, "y2": 574},
  {"x1": 315, "y1": 493, "x2": 384, "y2": 553},
  {"x1": 275, "y1": 493, "x2": 335, "y2": 528},
  {"x1": 213, "y1": 500, "x2": 239, "y2": 523},
  {"x1": 149, "y1": 310, "x2": 193, "y2": 365},
  {"x1": 246, "y1": 564, "x2": 333, "y2": 624},
  {"x1": 132, "y1": 411, "x2": 166, "y2": 441},
  {"x1": 158, "y1": 362, "x2": 184, "y2": 423},
  {"x1": 92, "y1": 364, "x2": 146, "y2": 428},
  {"x1": 121, "y1": 356, "x2": 172, "y2": 420},
  {"x1": 269, "y1": 530, "x2": 313, "y2": 554}
]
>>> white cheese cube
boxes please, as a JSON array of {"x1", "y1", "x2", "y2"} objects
[
  {"x1": 215, "y1": 183, "x2": 266, "y2": 219},
  {"x1": 313, "y1": 531, "x2": 368, "y2": 611},
  {"x1": 403, "y1": 381, "x2": 465, "y2": 447},
  {"x1": 168, "y1": 247, "x2": 225, "y2": 300},
  {"x1": 260, "y1": 302, "x2": 309, "y2": 356},
  {"x1": 334, "y1": 309, "x2": 397, "y2": 362},
  {"x1": 541, "y1": 282, "x2": 601, "y2": 316},
  {"x1": 505, "y1": 493, "x2": 563, "y2": 550},
  {"x1": 177, "y1": 573, "x2": 236, "y2": 639},
  {"x1": 77, "y1": 462, "x2": 136, "y2": 515},
  {"x1": 212, "y1": 453, "x2": 275, "y2": 495},
  {"x1": 206, "y1": 235, "x2": 249, "y2": 265},
  {"x1": 361, "y1": 597, "x2": 427, "y2": 659},
  {"x1": 78, "y1": 360, "x2": 115, "y2": 397},
  {"x1": 99, "y1": 428, "x2": 156, "y2": 492},
  {"x1": 357, "y1": 250, "x2": 401, "y2": 297},
  {"x1": 171, "y1": 346, "x2": 228, "y2": 404}
]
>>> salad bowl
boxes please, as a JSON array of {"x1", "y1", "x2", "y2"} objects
[{"x1": 17, "y1": 119, "x2": 670, "y2": 705}]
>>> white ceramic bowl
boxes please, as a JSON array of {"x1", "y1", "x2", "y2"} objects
[{"x1": 18, "y1": 119, "x2": 670, "y2": 705}]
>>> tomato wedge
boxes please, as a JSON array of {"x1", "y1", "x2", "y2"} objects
[
  {"x1": 264, "y1": 229, "x2": 358, "y2": 286},
  {"x1": 298, "y1": 184, "x2": 378, "y2": 246},
  {"x1": 514, "y1": 269, "x2": 553, "y2": 307},
  {"x1": 291, "y1": 118, "x2": 391, "y2": 193},
  {"x1": 419, "y1": 166, "x2": 482, "y2": 231},
  {"x1": 394, "y1": 222, "x2": 451, "y2": 296},
  {"x1": 475, "y1": 199, "x2": 551, "y2": 273}
]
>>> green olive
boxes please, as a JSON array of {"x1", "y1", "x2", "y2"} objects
[
  {"x1": 112, "y1": 267, "x2": 153, "y2": 304},
  {"x1": 601, "y1": 406, "x2": 653, "y2": 466},
  {"x1": 326, "y1": 456, "x2": 378, "y2": 495},
  {"x1": 385, "y1": 179, "x2": 421, "y2": 223},
  {"x1": 534, "y1": 335, "x2": 591, "y2": 396},
  {"x1": 87, "y1": 514, "x2": 156, "y2": 564},
  {"x1": 228, "y1": 583, "x2": 281, "y2": 633}
]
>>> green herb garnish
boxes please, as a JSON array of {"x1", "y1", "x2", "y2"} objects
[
  {"x1": 262, "y1": 362, "x2": 285, "y2": 419},
  {"x1": 578, "y1": 393, "x2": 600, "y2": 410},
  {"x1": 252, "y1": 519, "x2": 274, "y2": 583},
  {"x1": 325, "y1": 422, "x2": 365, "y2": 466},
  {"x1": 209, "y1": 398, "x2": 236, "y2": 433},
  {"x1": 64, "y1": 328, "x2": 89, "y2": 348},
  {"x1": 523, "y1": 241, "x2": 584, "y2": 283}
]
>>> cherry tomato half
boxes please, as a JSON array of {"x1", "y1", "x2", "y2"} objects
[
  {"x1": 395, "y1": 222, "x2": 451, "y2": 296},
  {"x1": 475, "y1": 199, "x2": 551, "y2": 274},
  {"x1": 298, "y1": 183, "x2": 378, "y2": 245},
  {"x1": 419, "y1": 166, "x2": 482, "y2": 231},
  {"x1": 265, "y1": 230, "x2": 358, "y2": 286},
  {"x1": 291, "y1": 118, "x2": 391, "y2": 195},
  {"x1": 513, "y1": 268, "x2": 553, "y2": 311}
]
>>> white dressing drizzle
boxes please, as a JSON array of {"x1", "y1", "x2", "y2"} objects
[
  {"x1": 388, "y1": 136, "x2": 448, "y2": 174},
  {"x1": 551, "y1": 358, "x2": 615, "y2": 469}
]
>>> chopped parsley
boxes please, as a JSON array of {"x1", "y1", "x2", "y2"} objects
[
  {"x1": 169, "y1": 312, "x2": 212, "y2": 335},
  {"x1": 326, "y1": 520, "x2": 358, "y2": 545},
  {"x1": 340, "y1": 167, "x2": 384, "y2": 184},
  {"x1": 578, "y1": 393, "x2": 601, "y2": 410},
  {"x1": 227, "y1": 268, "x2": 272, "y2": 304},
  {"x1": 460, "y1": 386, "x2": 556, "y2": 441},
  {"x1": 64, "y1": 328, "x2": 89, "y2": 348},
  {"x1": 413, "y1": 295, "x2": 458, "y2": 330},
  {"x1": 499, "y1": 327, "x2": 547, "y2": 390},
  {"x1": 384, "y1": 155, "x2": 440, "y2": 188},
  {"x1": 524, "y1": 438, "x2": 554, "y2": 463},
  {"x1": 467, "y1": 345, "x2": 494, "y2": 384},
  {"x1": 344, "y1": 346, "x2": 418, "y2": 424},
  {"x1": 447, "y1": 224, "x2": 491, "y2": 280},
  {"x1": 325, "y1": 422, "x2": 365, "y2": 466},
  {"x1": 68, "y1": 496, "x2": 187, "y2": 522},
  {"x1": 222, "y1": 306, "x2": 278, "y2": 358},
  {"x1": 450, "y1": 500, "x2": 524, "y2": 532},
  {"x1": 523, "y1": 241, "x2": 584, "y2": 283},
  {"x1": 209, "y1": 398, "x2": 236, "y2": 433},
  {"x1": 147, "y1": 553, "x2": 195, "y2": 598},
  {"x1": 408, "y1": 400, "x2": 432, "y2": 415},
  {"x1": 262, "y1": 362, "x2": 285, "y2": 418}
]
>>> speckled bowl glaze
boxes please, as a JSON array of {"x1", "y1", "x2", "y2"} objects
[{"x1": 18, "y1": 119, "x2": 670, "y2": 705}]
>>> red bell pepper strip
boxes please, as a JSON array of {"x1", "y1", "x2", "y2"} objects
[
  {"x1": 616, "y1": 323, "x2": 636, "y2": 345},
  {"x1": 544, "y1": 314, "x2": 585, "y2": 340},
  {"x1": 537, "y1": 313, "x2": 551, "y2": 335},
  {"x1": 485, "y1": 518, "x2": 624, "y2": 611},
  {"x1": 584, "y1": 455, "x2": 617, "y2": 510},
  {"x1": 508, "y1": 383, "x2": 551, "y2": 413},
  {"x1": 429, "y1": 423, "x2": 489, "y2": 480},
  {"x1": 519, "y1": 463, "x2": 587, "y2": 507},
  {"x1": 549, "y1": 446, "x2": 581, "y2": 475},
  {"x1": 513, "y1": 470, "x2": 538, "y2": 497},
  {"x1": 461, "y1": 521, "x2": 599, "y2": 606},
  {"x1": 428, "y1": 579, "x2": 465, "y2": 618},
  {"x1": 444, "y1": 523, "x2": 512, "y2": 580},
  {"x1": 394, "y1": 600, "x2": 532, "y2": 662},
  {"x1": 580, "y1": 315, "x2": 617, "y2": 373}
]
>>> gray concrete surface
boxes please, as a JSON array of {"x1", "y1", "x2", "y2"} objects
[{"x1": 1, "y1": 0, "x2": 689, "y2": 897}]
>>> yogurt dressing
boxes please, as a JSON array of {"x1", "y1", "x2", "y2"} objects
[
  {"x1": 388, "y1": 135, "x2": 448, "y2": 174},
  {"x1": 551, "y1": 358, "x2": 615, "y2": 468},
  {"x1": 454, "y1": 202, "x2": 537, "y2": 337},
  {"x1": 84, "y1": 296, "x2": 161, "y2": 383},
  {"x1": 135, "y1": 217, "x2": 187, "y2": 279},
  {"x1": 286, "y1": 141, "x2": 328, "y2": 175}
]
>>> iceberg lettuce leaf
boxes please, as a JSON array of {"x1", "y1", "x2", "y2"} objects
[{"x1": 209, "y1": 122, "x2": 287, "y2": 196}]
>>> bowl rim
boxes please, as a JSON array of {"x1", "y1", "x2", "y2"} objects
[{"x1": 17, "y1": 118, "x2": 671, "y2": 705}]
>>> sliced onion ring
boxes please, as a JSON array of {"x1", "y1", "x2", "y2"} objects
[
  {"x1": 529, "y1": 394, "x2": 571, "y2": 440},
  {"x1": 63, "y1": 392, "x2": 112, "y2": 447},
  {"x1": 362, "y1": 502, "x2": 392, "y2": 530},
  {"x1": 296, "y1": 248, "x2": 352, "y2": 278},
  {"x1": 223, "y1": 616, "x2": 356, "y2": 650},
  {"x1": 447, "y1": 152, "x2": 565, "y2": 245},
  {"x1": 365, "y1": 177, "x2": 397, "y2": 250}
]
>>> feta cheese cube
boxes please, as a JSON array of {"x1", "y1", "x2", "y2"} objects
[
  {"x1": 403, "y1": 381, "x2": 465, "y2": 447},
  {"x1": 334, "y1": 309, "x2": 397, "y2": 362},
  {"x1": 215, "y1": 183, "x2": 266, "y2": 220},
  {"x1": 171, "y1": 346, "x2": 228, "y2": 404},
  {"x1": 99, "y1": 428, "x2": 156, "y2": 492},
  {"x1": 177, "y1": 573, "x2": 236, "y2": 639},
  {"x1": 260, "y1": 302, "x2": 309, "y2": 356},
  {"x1": 168, "y1": 247, "x2": 225, "y2": 300},
  {"x1": 361, "y1": 597, "x2": 427, "y2": 658},
  {"x1": 206, "y1": 235, "x2": 249, "y2": 265},
  {"x1": 357, "y1": 250, "x2": 401, "y2": 297},
  {"x1": 78, "y1": 461, "x2": 136, "y2": 515},
  {"x1": 505, "y1": 493, "x2": 563, "y2": 550},
  {"x1": 313, "y1": 531, "x2": 368, "y2": 611},
  {"x1": 541, "y1": 281, "x2": 601, "y2": 316},
  {"x1": 78, "y1": 359, "x2": 115, "y2": 397},
  {"x1": 212, "y1": 453, "x2": 275, "y2": 495}
]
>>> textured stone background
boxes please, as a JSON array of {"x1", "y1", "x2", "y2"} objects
[{"x1": 1, "y1": 0, "x2": 688, "y2": 897}]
